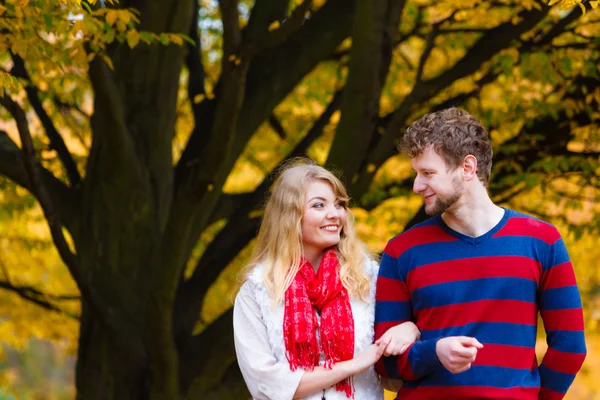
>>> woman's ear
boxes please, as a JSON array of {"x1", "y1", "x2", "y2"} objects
[{"x1": 462, "y1": 155, "x2": 478, "y2": 182}]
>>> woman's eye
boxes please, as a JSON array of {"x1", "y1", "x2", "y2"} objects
[
  {"x1": 335, "y1": 201, "x2": 345, "y2": 208},
  {"x1": 312, "y1": 202, "x2": 324, "y2": 209}
]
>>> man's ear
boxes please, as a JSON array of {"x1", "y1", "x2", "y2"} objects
[{"x1": 462, "y1": 155, "x2": 478, "y2": 182}]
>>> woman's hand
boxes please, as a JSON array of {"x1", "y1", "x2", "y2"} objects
[
  {"x1": 375, "y1": 321, "x2": 420, "y2": 356},
  {"x1": 350, "y1": 339, "x2": 389, "y2": 375},
  {"x1": 293, "y1": 338, "x2": 391, "y2": 398}
]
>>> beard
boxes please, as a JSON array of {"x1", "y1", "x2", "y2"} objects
[{"x1": 424, "y1": 176, "x2": 464, "y2": 216}]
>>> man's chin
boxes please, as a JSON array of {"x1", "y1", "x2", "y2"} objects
[{"x1": 424, "y1": 205, "x2": 442, "y2": 216}]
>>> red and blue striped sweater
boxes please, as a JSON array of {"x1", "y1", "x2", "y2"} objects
[{"x1": 374, "y1": 208, "x2": 586, "y2": 399}]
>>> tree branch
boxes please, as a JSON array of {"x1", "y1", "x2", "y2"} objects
[
  {"x1": 0, "y1": 95, "x2": 118, "y2": 334},
  {"x1": 170, "y1": 3, "x2": 356, "y2": 326},
  {"x1": 0, "y1": 130, "x2": 79, "y2": 233},
  {"x1": 242, "y1": 0, "x2": 290, "y2": 45},
  {"x1": 240, "y1": 0, "x2": 313, "y2": 59},
  {"x1": 176, "y1": 0, "x2": 355, "y2": 190},
  {"x1": 527, "y1": 4, "x2": 587, "y2": 50},
  {"x1": 349, "y1": 4, "x2": 551, "y2": 197},
  {"x1": 10, "y1": 53, "x2": 81, "y2": 186},
  {"x1": 327, "y1": 0, "x2": 405, "y2": 182},
  {"x1": 186, "y1": 0, "x2": 206, "y2": 101},
  {"x1": 0, "y1": 280, "x2": 80, "y2": 319},
  {"x1": 268, "y1": 114, "x2": 287, "y2": 140},
  {"x1": 175, "y1": 89, "x2": 344, "y2": 338},
  {"x1": 415, "y1": 27, "x2": 436, "y2": 85}
]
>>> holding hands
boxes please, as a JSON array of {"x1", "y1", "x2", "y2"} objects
[
  {"x1": 376, "y1": 321, "x2": 421, "y2": 356},
  {"x1": 435, "y1": 336, "x2": 483, "y2": 374},
  {"x1": 351, "y1": 339, "x2": 390, "y2": 374}
]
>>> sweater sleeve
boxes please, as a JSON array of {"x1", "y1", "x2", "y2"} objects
[
  {"x1": 374, "y1": 246, "x2": 441, "y2": 381},
  {"x1": 233, "y1": 281, "x2": 304, "y2": 400},
  {"x1": 537, "y1": 233, "x2": 586, "y2": 400}
]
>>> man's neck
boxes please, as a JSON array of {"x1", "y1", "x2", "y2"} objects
[{"x1": 441, "y1": 187, "x2": 504, "y2": 238}]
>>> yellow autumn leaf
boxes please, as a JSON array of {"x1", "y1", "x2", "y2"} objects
[
  {"x1": 106, "y1": 9, "x2": 118, "y2": 26},
  {"x1": 100, "y1": 53, "x2": 114, "y2": 70},
  {"x1": 169, "y1": 33, "x2": 183, "y2": 46},
  {"x1": 268, "y1": 20, "x2": 280, "y2": 31},
  {"x1": 591, "y1": 1, "x2": 599, "y2": 8},
  {"x1": 193, "y1": 94, "x2": 205, "y2": 104},
  {"x1": 72, "y1": 19, "x2": 86, "y2": 34},
  {"x1": 120, "y1": 10, "x2": 132, "y2": 24},
  {"x1": 126, "y1": 30, "x2": 140, "y2": 48},
  {"x1": 116, "y1": 20, "x2": 127, "y2": 32}
]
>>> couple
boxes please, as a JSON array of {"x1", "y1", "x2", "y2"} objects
[{"x1": 233, "y1": 108, "x2": 587, "y2": 399}]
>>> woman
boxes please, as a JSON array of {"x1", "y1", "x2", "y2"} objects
[{"x1": 234, "y1": 160, "x2": 418, "y2": 400}]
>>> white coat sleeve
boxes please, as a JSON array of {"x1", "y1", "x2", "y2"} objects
[{"x1": 233, "y1": 281, "x2": 305, "y2": 400}]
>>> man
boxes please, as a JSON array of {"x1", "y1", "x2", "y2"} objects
[{"x1": 374, "y1": 107, "x2": 586, "y2": 399}]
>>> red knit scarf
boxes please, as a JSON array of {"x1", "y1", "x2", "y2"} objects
[{"x1": 283, "y1": 249, "x2": 355, "y2": 398}]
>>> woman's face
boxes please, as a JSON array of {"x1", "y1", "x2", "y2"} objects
[{"x1": 301, "y1": 180, "x2": 347, "y2": 263}]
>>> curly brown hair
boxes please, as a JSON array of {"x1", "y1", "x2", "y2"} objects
[{"x1": 400, "y1": 107, "x2": 493, "y2": 187}]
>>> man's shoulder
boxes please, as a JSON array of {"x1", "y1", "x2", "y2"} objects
[
  {"x1": 383, "y1": 216, "x2": 451, "y2": 258},
  {"x1": 500, "y1": 208, "x2": 561, "y2": 244}
]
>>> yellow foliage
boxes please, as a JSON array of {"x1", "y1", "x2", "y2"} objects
[
  {"x1": 99, "y1": 53, "x2": 114, "y2": 70},
  {"x1": 549, "y1": 0, "x2": 587, "y2": 13},
  {"x1": 268, "y1": 20, "x2": 280, "y2": 31},
  {"x1": 126, "y1": 30, "x2": 140, "y2": 48},
  {"x1": 105, "y1": 9, "x2": 118, "y2": 26}
]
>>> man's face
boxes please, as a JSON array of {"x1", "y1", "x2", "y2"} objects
[{"x1": 411, "y1": 146, "x2": 465, "y2": 216}]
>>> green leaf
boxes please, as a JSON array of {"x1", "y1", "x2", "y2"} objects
[
  {"x1": 43, "y1": 13, "x2": 53, "y2": 30},
  {"x1": 159, "y1": 33, "x2": 169, "y2": 46},
  {"x1": 139, "y1": 31, "x2": 154, "y2": 44},
  {"x1": 81, "y1": 2, "x2": 92, "y2": 13},
  {"x1": 105, "y1": 29, "x2": 116, "y2": 44},
  {"x1": 180, "y1": 33, "x2": 196, "y2": 46}
]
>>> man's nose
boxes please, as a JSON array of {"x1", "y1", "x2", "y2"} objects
[{"x1": 413, "y1": 176, "x2": 425, "y2": 194}]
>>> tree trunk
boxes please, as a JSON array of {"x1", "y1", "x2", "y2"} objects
[{"x1": 76, "y1": 302, "x2": 150, "y2": 399}]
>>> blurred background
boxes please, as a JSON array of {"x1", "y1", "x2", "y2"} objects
[{"x1": 0, "y1": 0, "x2": 599, "y2": 398}]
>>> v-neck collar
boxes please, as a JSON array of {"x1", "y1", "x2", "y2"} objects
[{"x1": 434, "y1": 207, "x2": 511, "y2": 246}]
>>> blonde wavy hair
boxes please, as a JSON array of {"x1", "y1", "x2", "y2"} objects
[{"x1": 241, "y1": 159, "x2": 372, "y2": 304}]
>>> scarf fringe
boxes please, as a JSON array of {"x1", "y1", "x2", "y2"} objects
[
  {"x1": 287, "y1": 342, "x2": 318, "y2": 371},
  {"x1": 336, "y1": 376, "x2": 354, "y2": 398}
]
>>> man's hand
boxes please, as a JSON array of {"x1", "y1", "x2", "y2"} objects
[
  {"x1": 435, "y1": 336, "x2": 483, "y2": 374},
  {"x1": 375, "y1": 321, "x2": 421, "y2": 356}
]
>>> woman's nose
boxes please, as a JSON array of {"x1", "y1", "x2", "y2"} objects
[{"x1": 326, "y1": 206, "x2": 341, "y2": 218}]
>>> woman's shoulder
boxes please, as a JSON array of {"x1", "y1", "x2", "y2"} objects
[
  {"x1": 245, "y1": 263, "x2": 266, "y2": 285},
  {"x1": 362, "y1": 256, "x2": 380, "y2": 279}
]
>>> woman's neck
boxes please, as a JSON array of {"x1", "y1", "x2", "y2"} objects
[{"x1": 303, "y1": 246, "x2": 324, "y2": 271}]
